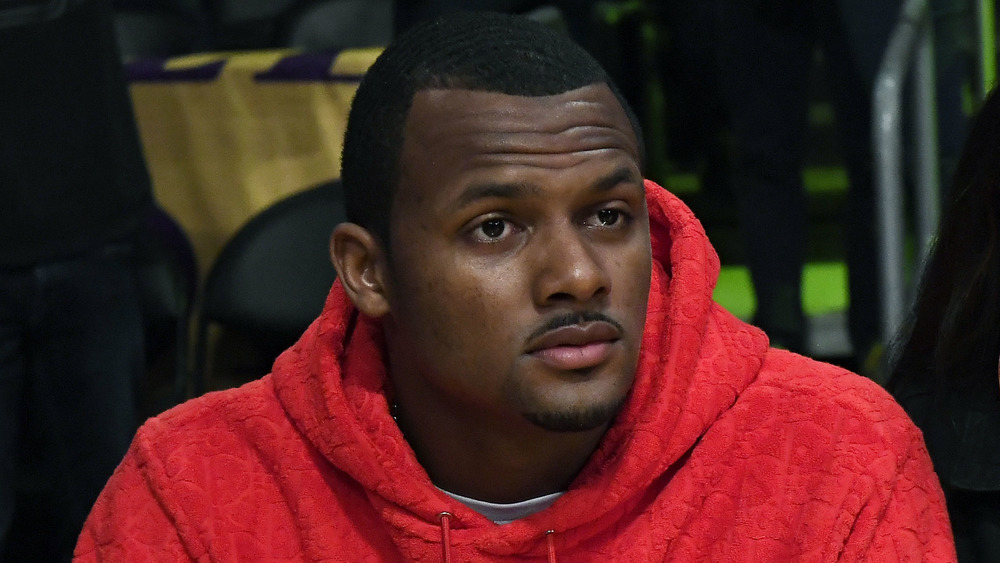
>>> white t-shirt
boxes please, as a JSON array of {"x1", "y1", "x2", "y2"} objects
[{"x1": 441, "y1": 489, "x2": 565, "y2": 525}]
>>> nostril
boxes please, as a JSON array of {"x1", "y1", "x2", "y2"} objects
[
  {"x1": 543, "y1": 282, "x2": 609, "y2": 305},
  {"x1": 534, "y1": 231, "x2": 612, "y2": 304}
]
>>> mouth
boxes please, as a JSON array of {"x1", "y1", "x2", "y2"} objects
[{"x1": 525, "y1": 321, "x2": 621, "y2": 371}]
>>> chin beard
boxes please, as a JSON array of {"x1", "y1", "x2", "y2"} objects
[{"x1": 522, "y1": 396, "x2": 626, "y2": 433}]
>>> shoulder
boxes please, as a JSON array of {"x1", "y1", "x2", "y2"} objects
[
  {"x1": 77, "y1": 377, "x2": 295, "y2": 558},
  {"x1": 749, "y1": 349, "x2": 913, "y2": 425},
  {"x1": 732, "y1": 349, "x2": 926, "y2": 472},
  {"x1": 129, "y1": 376, "x2": 294, "y2": 474},
  {"x1": 145, "y1": 375, "x2": 279, "y2": 431}
]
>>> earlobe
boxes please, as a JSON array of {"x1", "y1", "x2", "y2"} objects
[{"x1": 330, "y1": 223, "x2": 391, "y2": 318}]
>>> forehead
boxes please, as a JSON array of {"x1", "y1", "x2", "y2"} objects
[{"x1": 397, "y1": 84, "x2": 641, "y2": 193}]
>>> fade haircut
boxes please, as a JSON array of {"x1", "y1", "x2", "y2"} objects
[{"x1": 340, "y1": 11, "x2": 645, "y2": 249}]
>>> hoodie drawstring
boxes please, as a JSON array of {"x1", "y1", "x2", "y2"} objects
[
  {"x1": 438, "y1": 512, "x2": 452, "y2": 563},
  {"x1": 437, "y1": 512, "x2": 557, "y2": 562}
]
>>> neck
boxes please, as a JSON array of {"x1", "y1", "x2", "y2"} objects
[{"x1": 391, "y1": 380, "x2": 608, "y2": 504}]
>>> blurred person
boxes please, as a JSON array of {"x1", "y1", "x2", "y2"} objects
[
  {"x1": 889, "y1": 86, "x2": 1000, "y2": 562},
  {"x1": 716, "y1": 0, "x2": 899, "y2": 371},
  {"x1": 0, "y1": 0, "x2": 152, "y2": 560},
  {"x1": 76, "y1": 13, "x2": 953, "y2": 561}
]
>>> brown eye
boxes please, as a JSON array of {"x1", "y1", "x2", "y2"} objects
[
  {"x1": 480, "y1": 219, "x2": 506, "y2": 239},
  {"x1": 597, "y1": 209, "x2": 621, "y2": 226}
]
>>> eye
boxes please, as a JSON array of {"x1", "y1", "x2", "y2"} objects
[
  {"x1": 480, "y1": 218, "x2": 506, "y2": 239},
  {"x1": 596, "y1": 209, "x2": 621, "y2": 226},
  {"x1": 468, "y1": 216, "x2": 519, "y2": 244},
  {"x1": 585, "y1": 206, "x2": 630, "y2": 229}
]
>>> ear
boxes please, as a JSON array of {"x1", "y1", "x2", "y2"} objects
[{"x1": 330, "y1": 223, "x2": 391, "y2": 318}]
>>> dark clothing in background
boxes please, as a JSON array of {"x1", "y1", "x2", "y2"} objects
[
  {"x1": 894, "y1": 380, "x2": 1000, "y2": 562},
  {"x1": 0, "y1": 245, "x2": 143, "y2": 560},
  {"x1": 0, "y1": 0, "x2": 152, "y2": 559},
  {"x1": 0, "y1": 0, "x2": 152, "y2": 268}
]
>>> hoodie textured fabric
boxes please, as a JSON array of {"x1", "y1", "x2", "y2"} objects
[{"x1": 75, "y1": 181, "x2": 955, "y2": 561}]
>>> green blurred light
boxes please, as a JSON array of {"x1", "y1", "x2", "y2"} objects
[{"x1": 713, "y1": 262, "x2": 848, "y2": 320}]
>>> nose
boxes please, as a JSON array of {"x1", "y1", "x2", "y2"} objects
[{"x1": 532, "y1": 224, "x2": 611, "y2": 306}]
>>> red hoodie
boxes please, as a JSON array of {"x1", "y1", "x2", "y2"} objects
[{"x1": 75, "y1": 182, "x2": 955, "y2": 561}]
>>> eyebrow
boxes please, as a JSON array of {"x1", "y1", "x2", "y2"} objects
[
  {"x1": 454, "y1": 181, "x2": 541, "y2": 210},
  {"x1": 454, "y1": 166, "x2": 642, "y2": 211},
  {"x1": 593, "y1": 166, "x2": 643, "y2": 194}
]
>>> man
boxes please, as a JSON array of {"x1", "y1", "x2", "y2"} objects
[{"x1": 76, "y1": 12, "x2": 955, "y2": 561}]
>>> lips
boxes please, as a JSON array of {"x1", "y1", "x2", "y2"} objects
[{"x1": 525, "y1": 321, "x2": 621, "y2": 371}]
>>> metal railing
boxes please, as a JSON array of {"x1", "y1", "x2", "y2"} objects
[{"x1": 872, "y1": 0, "x2": 940, "y2": 345}]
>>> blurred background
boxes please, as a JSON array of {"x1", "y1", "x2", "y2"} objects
[{"x1": 2, "y1": 1, "x2": 992, "y2": 559}]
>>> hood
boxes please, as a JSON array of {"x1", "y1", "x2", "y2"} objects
[{"x1": 272, "y1": 180, "x2": 769, "y2": 558}]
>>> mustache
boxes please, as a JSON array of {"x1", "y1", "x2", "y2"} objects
[{"x1": 526, "y1": 311, "x2": 624, "y2": 343}]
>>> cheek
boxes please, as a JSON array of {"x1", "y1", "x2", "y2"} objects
[
  {"x1": 400, "y1": 266, "x2": 519, "y2": 354},
  {"x1": 613, "y1": 248, "x2": 652, "y2": 307},
  {"x1": 443, "y1": 276, "x2": 518, "y2": 339}
]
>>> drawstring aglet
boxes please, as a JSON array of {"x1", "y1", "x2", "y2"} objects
[
  {"x1": 438, "y1": 512, "x2": 453, "y2": 563},
  {"x1": 545, "y1": 529, "x2": 557, "y2": 562}
]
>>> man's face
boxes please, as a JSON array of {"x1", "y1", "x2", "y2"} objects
[{"x1": 382, "y1": 84, "x2": 651, "y2": 433}]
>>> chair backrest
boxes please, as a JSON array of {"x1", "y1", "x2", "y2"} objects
[
  {"x1": 132, "y1": 204, "x2": 198, "y2": 411},
  {"x1": 203, "y1": 179, "x2": 345, "y2": 338},
  {"x1": 281, "y1": 0, "x2": 393, "y2": 51},
  {"x1": 194, "y1": 179, "x2": 346, "y2": 393},
  {"x1": 135, "y1": 204, "x2": 198, "y2": 337}
]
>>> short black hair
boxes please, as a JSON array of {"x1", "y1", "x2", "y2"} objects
[{"x1": 340, "y1": 11, "x2": 644, "y2": 248}]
